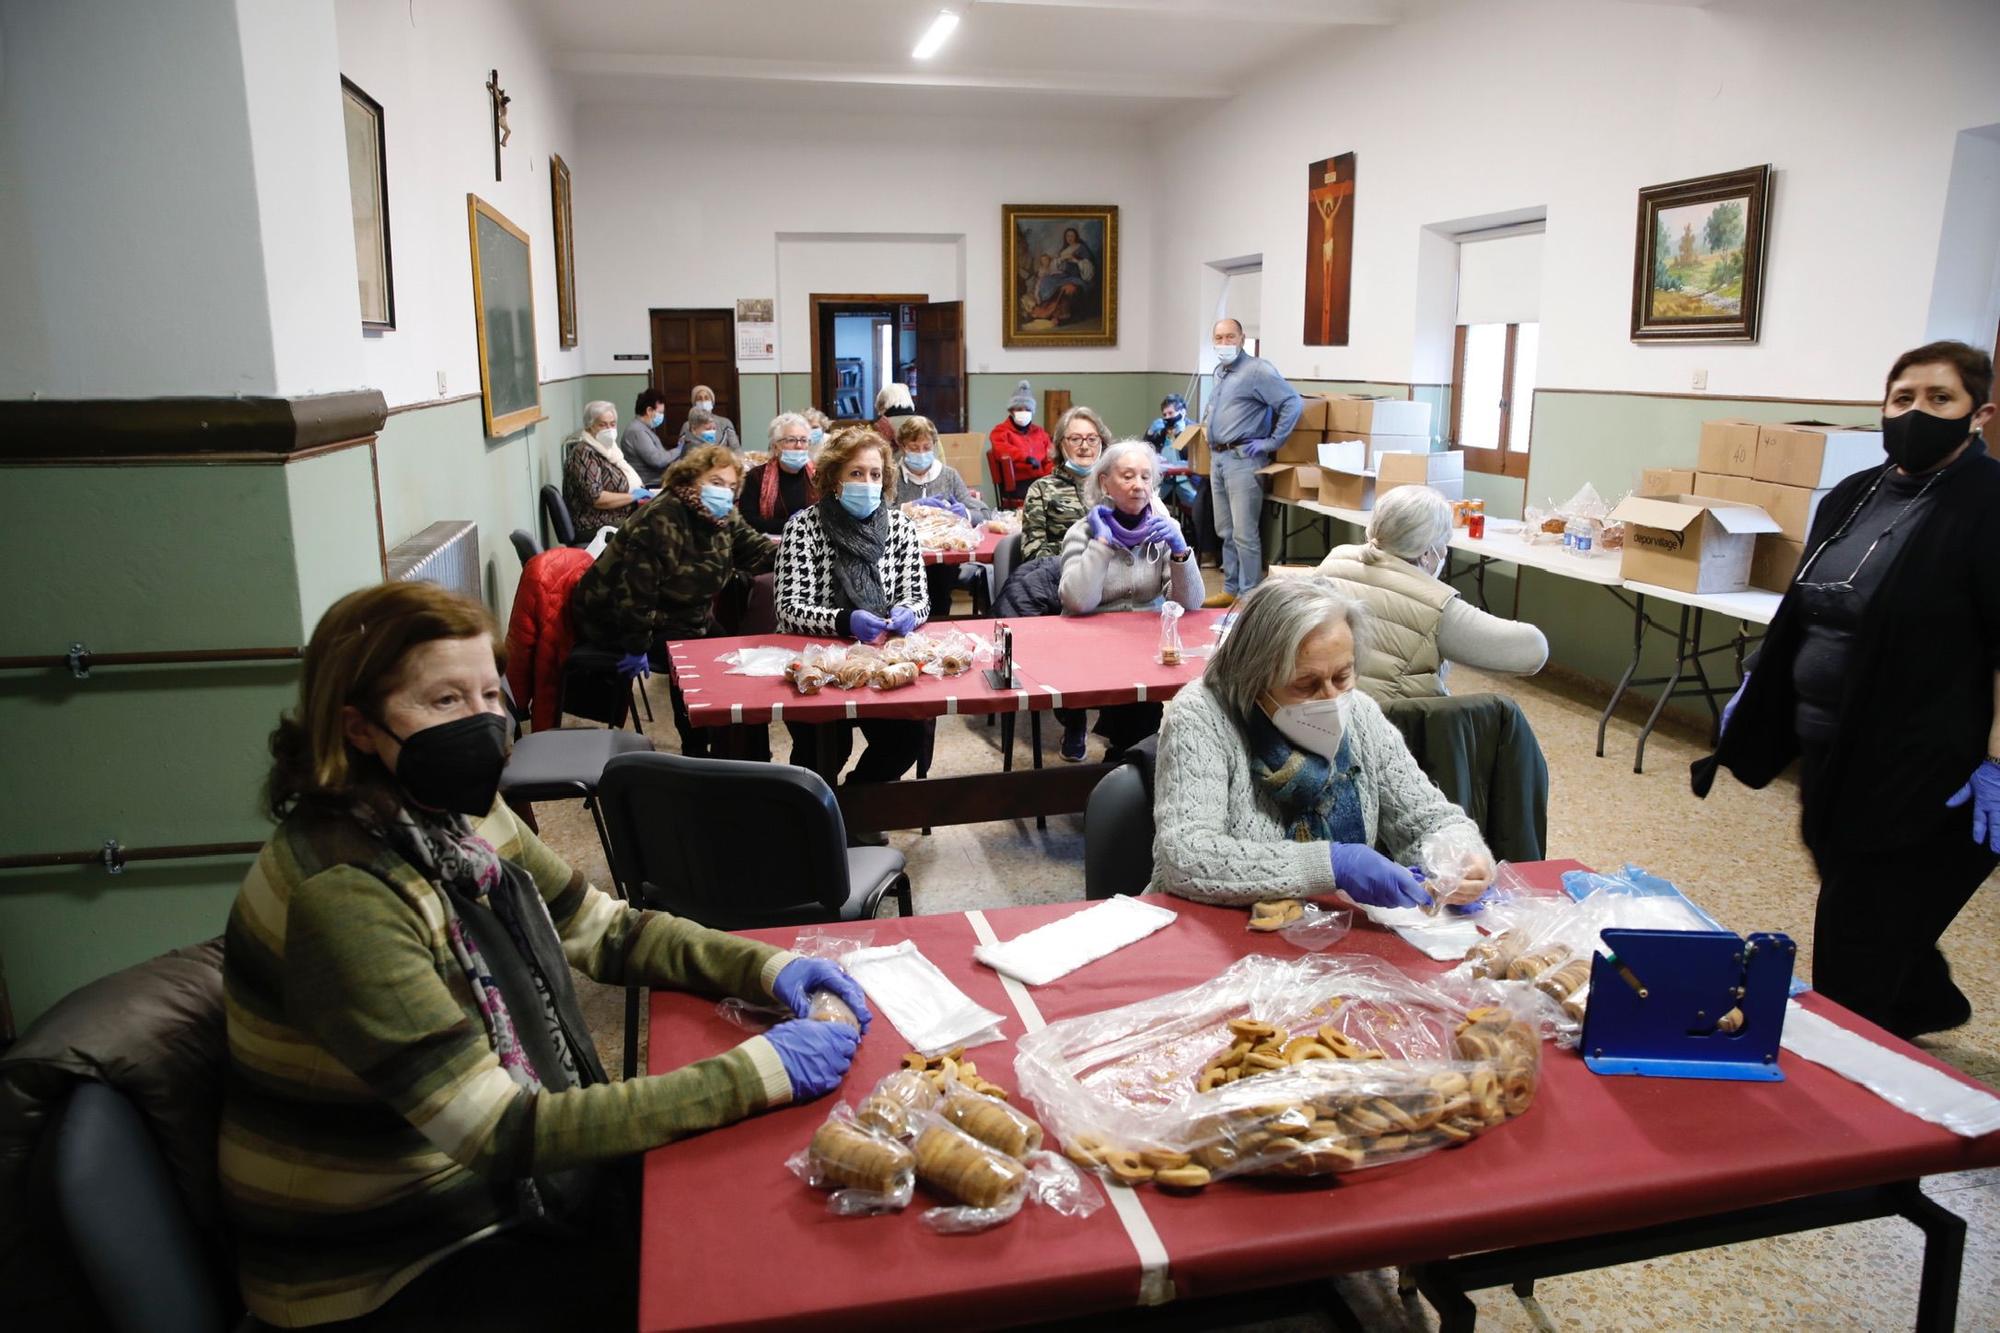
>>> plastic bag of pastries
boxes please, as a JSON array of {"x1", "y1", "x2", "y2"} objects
[
  {"x1": 911, "y1": 1112, "x2": 1101, "y2": 1234},
  {"x1": 869, "y1": 659, "x2": 920, "y2": 691},
  {"x1": 786, "y1": 1103, "x2": 916, "y2": 1215},
  {"x1": 854, "y1": 1067, "x2": 941, "y2": 1140}
]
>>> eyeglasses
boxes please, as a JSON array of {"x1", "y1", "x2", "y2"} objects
[
  {"x1": 1792, "y1": 464, "x2": 1939, "y2": 593},
  {"x1": 777, "y1": 435, "x2": 812, "y2": 446},
  {"x1": 1063, "y1": 434, "x2": 1102, "y2": 447}
]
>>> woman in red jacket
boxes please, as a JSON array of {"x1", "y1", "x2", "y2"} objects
[{"x1": 987, "y1": 379, "x2": 1053, "y2": 507}]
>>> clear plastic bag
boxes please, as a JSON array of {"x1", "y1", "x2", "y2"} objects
[
  {"x1": 842, "y1": 940, "x2": 1007, "y2": 1057},
  {"x1": 1418, "y1": 824, "x2": 1497, "y2": 917},
  {"x1": 1015, "y1": 953, "x2": 1541, "y2": 1192},
  {"x1": 714, "y1": 928, "x2": 874, "y2": 1029},
  {"x1": 785, "y1": 1102, "x2": 917, "y2": 1215},
  {"x1": 1243, "y1": 899, "x2": 1353, "y2": 952},
  {"x1": 1156, "y1": 601, "x2": 1186, "y2": 666},
  {"x1": 919, "y1": 629, "x2": 989, "y2": 678},
  {"x1": 718, "y1": 646, "x2": 801, "y2": 677}
]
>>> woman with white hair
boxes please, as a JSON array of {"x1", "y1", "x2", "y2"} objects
[
  {"x1": 1051, "y1": 439, "x2": 1202, "y2": 760},
  {"x1": 676, "y1": 386, "x2": 740, "y2": 453},
  {"x1": 561, "y1": 399, "x2": 653, "y2": 538},
  {"x1": 1151, "y1": 577, "x2": 1493, "y2": 909},
  {"x1": 872, "y1": 382, "x2": 916, "y2": 444},
  {"x1": 1315, "y1": 485, "x2": 1548, "y2": 701},
  {"x1": 740, "y1": 413, "x2": 818, "y2": 536}
]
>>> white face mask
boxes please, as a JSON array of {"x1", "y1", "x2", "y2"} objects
[
  {"x1": 695, "y1": 399, "x2": 714, "y2": 414},
  {"x1": 1214, "y1": 344, "x2": 1241, "y2": 366},
  {"x1": 1264, "y1": 690, "x2": 1351, "y2": 758},
  {"x1": 594, "y1": 427, "x2": 618, "y2": 447},
  {"x1": 1011, "y1": 409, "x2": 1032, "y2": 427}
]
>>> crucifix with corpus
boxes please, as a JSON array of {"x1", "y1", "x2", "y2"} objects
[
  {"x1": 1310, "y1": 161, "x2": 1354, "y2": 346},
  {"x1": 487, "y1": 69, "x2": 512, "y2": 182}
]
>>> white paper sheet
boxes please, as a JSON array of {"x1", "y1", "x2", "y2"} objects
[
  {"x1": 1780, "y1": 1001, "x2": 2000, "y2": 1137},
  {"x1": 973, "y1": 897, "x2": 1178, "y2": 986},
  {"x1": 841, "y1": 940, "x2": 1006, "y2": 1056}
]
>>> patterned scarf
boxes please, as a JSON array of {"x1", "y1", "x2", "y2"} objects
[
  {"x1": 364, "y1": 804, "x2": 597, "y2": 1090},
  {"x1": 816, "y1": 495, "x2": 890, "y2": 616},
  {"x1": 759, "y1": 456, "x2": 811, "y2": 519},
  {"x1": 1244, "y1": 706, "x2": 1366, "y2": 845},
  {"x1": 672, "y1": 483, "x2": 729, "y2": 531}
]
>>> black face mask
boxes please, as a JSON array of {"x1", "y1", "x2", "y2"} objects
[
  {"x1": 1881, "y1": 408, "x2": 1974, "y2": 474},
  {"x1": 383, "y1": 713, "x2": 511, "y2": 815}
]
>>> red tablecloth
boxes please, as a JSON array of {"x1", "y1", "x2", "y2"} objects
[
  {"x1": 639, "y1": 863, "x2": 2000, "y2": 1330},
  {"x1": 1002, "y1": 608, "x2": 1226, "y2": 712},
  {"x1": 922, "y1": 529, "x2": 1004, "y2": 566}
]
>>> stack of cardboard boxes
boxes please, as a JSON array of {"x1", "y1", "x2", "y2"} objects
[
  {"x1": 1616, "y1": 419, "x2": 1882, "y2": 594},
  {"x1": 1252, "y1": 395, "x2": 1450, "y2": 509}
]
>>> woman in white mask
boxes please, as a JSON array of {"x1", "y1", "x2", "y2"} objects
[
  {"x1": 1316, "y1": 485, "x2": 1547, "y2": 701},
  {"x1": 561, "y1": 400, "x2": 653, "y2": 538},
  {"x1": 1150, "y1": 577, "x2": 1492, "y2": 911}
]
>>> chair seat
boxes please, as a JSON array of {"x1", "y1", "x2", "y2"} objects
[
  {"x1": 844, "y1": 845, "x2": 908, "y2": 905},
  {"x1": 502, "y1": 728, "x2": 654, "y2": 800}
]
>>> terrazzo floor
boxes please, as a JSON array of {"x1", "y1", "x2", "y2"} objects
[{"x1": 530, "y1": 584, "x2": 2000, "y2": 1331}]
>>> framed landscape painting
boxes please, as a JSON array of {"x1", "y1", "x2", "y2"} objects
[
  {"x1": 1630, "y1": 164, "x2": 1770, "y2": 342},
  {"x1": 1003, "y1": 204, "x2": 1118, "y2": 347}
]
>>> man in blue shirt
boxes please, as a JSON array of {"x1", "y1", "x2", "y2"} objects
[{"x1": 1202, "y1": 319, "x2": 1303, "y2": 600}]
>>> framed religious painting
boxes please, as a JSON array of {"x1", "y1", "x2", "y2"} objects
[
  {"x1": 1631, "y1": 164, "x2": 1771, "y2": 342},
  {"x1": 1304, "y1": 152, "x2": 1355, "y2": 346},
  {"x1": 550, "y1": 153, "x2": 577, "y2": 349},
  {"x1": 1002, "y1": 204, "x2": 1118, "y2": 347},
  {"x1": 341, "y1": 77, "x2": 395, "y2": 330}
]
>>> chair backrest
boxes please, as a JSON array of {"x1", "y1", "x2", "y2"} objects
[
  {"x1": 509, "y1": 527, "x2": 542, "y2": 567},
  {"x1": 52, "y1": 1083, "x2": 229, "y2": 1333},
  {"x1": 991, "y1": 532, "x2": 1024, "y2": 597},
  {"x1": 598, "y1": 751, "x2": 856, "y2": 929},
  {"x1": 986, "y1": 448, "x2": 1022, "y2": 508},
  {"x1": 1084, "y1": 742, "x2": 1158, "y2": 900},
  {"x1": 540, "y1": 484, "x2": 579, "y2": 548}
]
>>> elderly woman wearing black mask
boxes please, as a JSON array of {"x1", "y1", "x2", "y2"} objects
[{"x1": 1697, "y1": 340, "x2": 2000, "y2": 1040}]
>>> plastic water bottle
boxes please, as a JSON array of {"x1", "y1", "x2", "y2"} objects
[{"x1": 1566, "y1": 516, "x2": 1594, "y2": 554}]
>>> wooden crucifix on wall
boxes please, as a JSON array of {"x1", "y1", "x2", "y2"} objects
[
  {"x1": 486, "y1": 69, "x2": 512, "y2": 182},
  {"x1": 1304, "y1": 152, "x2": 1356, "y2": 346}
]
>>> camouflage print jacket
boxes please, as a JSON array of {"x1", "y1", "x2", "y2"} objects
[
  {"x1": 567, "y1": 492, "x2": 777, "y2": 653},
  {"x1": 1020, "y1": 468, "x2": 1089, "y2": 562}
]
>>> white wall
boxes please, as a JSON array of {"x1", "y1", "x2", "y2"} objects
[
  {"x1": 1925, "y1": 125, "x2": 2000, "y2": 353},
  {"x1": 334, "y1": 0, "x2": 584, "y2": 411},
  {"x1": 574, "y1": 102, "x2": 1155, "y2": 376},
  {"x1": 1146, "y1": 0, "x2": 2000, "y2": 399},
  {"x1": 776, "y1": 236, "x2": 963, "y2": 375}
]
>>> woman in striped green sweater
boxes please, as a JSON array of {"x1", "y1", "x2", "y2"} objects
[{"x1": 221, "y1": 582, "x2": 868, "y2": 1328}]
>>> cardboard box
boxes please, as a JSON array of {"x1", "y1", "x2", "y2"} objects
[
  {"x1": 1640, "y1": 467, "x2": 1697, "y2": 495},
  {"x1": 1692, "y1": 471, "x2": 1761, "y2": 504},
  {"x1": 1605, "y1": 494, "x2": 1781, "y2": 593},
  {"x1": 1276, "y1": 426, "x2": 1330, "y2": 464},
  {"x1": 1329, "y1": 397, "x2": 1433, "y2": 437},
  {"x1": 1696, "y1": 419, "x2": 1762, "y2": 477},
  {"x1": 1376, "y1": 449, "x2": 1466, "y2": 502},
  {"x1": 1317, "y1": 439, "x2": 1371, "y2": 473},
  {"x1": 938, "y1": 432, "x2": 989, "y2": 499},
  {"x1": 1750, "y1": 535, "x2": 1808, "y2": 592},
  {"x1": 1322, "y1": 431, "x2": 1430, "y2": 463},
  {"x1": 1173, "y1": 423, "x2": 1209, "y2": 476},
  {"x1": 1258, "y1": 463, "x2": 1322, "y2": 502},
  {"x1": 1316, "y1": 456, "x2": 1379, "y2": 511},
  {"x1": 1692, "y1": 473, "x2": 1827, "y2": 541},
  {"x1": 1294, "y1": 396, "x2": 1335, "y2": 432},
  {"x1": 1754, "y1": 422, "x2": 1883, "y2": 489}
]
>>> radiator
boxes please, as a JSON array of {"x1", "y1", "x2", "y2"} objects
[{"x1": 386, "y1": 520, "x2": 482, "y2": 602}]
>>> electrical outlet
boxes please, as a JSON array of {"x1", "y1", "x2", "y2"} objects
[
  {"x1": 437, "y1": 371, "x2": 448, "y2": 396},
  {"x1": 1691, "y1": 369, "x2": 1708, "y2": 391},
  {"x1": 1313, "y1": 363, "x2": 1322, "y2": 378}
]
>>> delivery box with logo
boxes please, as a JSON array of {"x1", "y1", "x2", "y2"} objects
[{"x1": 1605, "y1": 494, "x2": 1780, "y2": 593}]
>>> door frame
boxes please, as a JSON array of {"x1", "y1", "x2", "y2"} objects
[{"x1": 810, "y1": 292, "x2": 926, "y2": 418}]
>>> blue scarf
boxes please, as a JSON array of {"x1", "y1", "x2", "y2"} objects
[{"x1": 1245, "y1": 706, "x2": 1365, "y2": 845}]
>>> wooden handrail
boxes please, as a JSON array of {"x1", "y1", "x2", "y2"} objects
[
  {"x1": 0, "y1": 839, "x2": 264, "y2": 873},
  {"x1": 0, "y1": 645, "x2": 302, "y2": 674}
]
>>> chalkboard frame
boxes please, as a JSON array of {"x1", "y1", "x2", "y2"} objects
[{"x1": 466, "y1": 193, "x2": 542, "y2": 437}]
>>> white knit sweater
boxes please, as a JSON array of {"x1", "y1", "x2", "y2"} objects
[{"x1": 1148, "y1": 678, "x2": 1484, "y2": 905}]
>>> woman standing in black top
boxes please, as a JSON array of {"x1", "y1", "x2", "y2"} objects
[{"x1": 1695, "y1": 341, "x2": 2000, "y2": 1039}]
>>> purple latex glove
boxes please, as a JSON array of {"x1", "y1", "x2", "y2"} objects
[
  {"x1": 850, "y1": 609, "x2": 889, "y2": 643},
  {"x1": 1240, "y1": 438, "x2": 1276, "y2": 462},
  {"x1": 1085, "y1": 506, "x2": 1119, "y2": 545},
  {"x1": 1946, "y1": 758, "x2": 2000, "y2": 854},
  {"x1": 1719, "y1": 672, "x2": 1748, "y2": 737},
  {"x1": 762, "y1": 1019, "x2": 860, "y2": 1100},
  {"x1": 616, "y1": 652, "x2": 651, "y2": 680},
  {"x1": 888, "y1": 606, "x2": 918, "y2": 637},
  {"x1": 771, "y1": 958, "x2": 872, "y2": 1033},
  {"x1": 1139, "y1": 514, "x2": 1189, "y2": 556},
  {"x1": 1329, "y1": 843, "x2": 1428, "y2": 909}
]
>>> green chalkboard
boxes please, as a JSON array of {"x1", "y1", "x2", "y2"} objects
[{"x1": 467, "y1": 194, "x2": 541, "y2": 436}]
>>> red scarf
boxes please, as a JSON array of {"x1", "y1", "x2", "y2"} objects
[{"x1": 759, "y1": 458, "x2": 813, "y2": 521}]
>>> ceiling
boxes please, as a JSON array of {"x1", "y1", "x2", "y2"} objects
[{"x1": 540, "y1": 0, "x2": 1410, "y2": 123}]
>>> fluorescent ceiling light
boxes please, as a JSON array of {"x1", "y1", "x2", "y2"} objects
[{"x1": 912, "y1": 9, "x2": 960, "y2": 60}]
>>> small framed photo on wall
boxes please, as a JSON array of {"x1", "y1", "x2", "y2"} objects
[
  {"x1": 1631, "y1": 164, "x2": 1770, "y2": 343},
  {"x1": 341, "y1": 77, "x2": 395, "y2": 331}
]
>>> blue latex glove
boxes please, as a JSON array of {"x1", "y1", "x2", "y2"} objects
[
  {"x1": 917, "y1": 495, "x2": 953, "y2": 510},
  {"x1": 772, "y1": 958, "x2": 872, "y2": 1032},
  {"x1": 1719, "y1": 672, "x2": 1748, "y2": 737},
  {"x1": 1085, "y1": 506, "x2": 1118, "y2": 545},
  {"x1": 1140, "y1": 515, "x2": 1189, "y2": 556},
  {"x1": 1329, "y1": 843, "x2": 1428, "y2": 909},
  {"x1": 946, "y1": 499, "x2": 970, "y2": 520},
  {"x1": 631, "y1": 487, "x2": 655, "y2": 503},
  {"x1": 1946, "y1": 758, "x2": 2000, "y2": 853},
  {"x1": 1240, "y1": 438, "x2": 1276, "y2": 462},
  {"x1": 888, "y1": 606, "x2": 918, "y2": 637},
  {"x1": 850, "y1": 609, "x2": 889, "y2": 643},
  {"x1": 762, "y1": 1019, "x2": 861, "y2": 1101},
  {"x1": 615, "y1": 652, "x2": 651, "y2": 680}
]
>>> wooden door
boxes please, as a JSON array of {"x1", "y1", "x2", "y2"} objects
[
  {"x1": 913, "y1": 300, "x2": 966, "y2": 432},
  {"x1": 649, "y1": 308, "x2": 739, "y2": 433}
]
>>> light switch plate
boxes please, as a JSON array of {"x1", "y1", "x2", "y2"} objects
[
  {"x1": 1691, "y1": 369, "x2": 1708, "y2": 391},
  {"x1": 437, "y1": 371, "x2": 448, "y2": 396}
]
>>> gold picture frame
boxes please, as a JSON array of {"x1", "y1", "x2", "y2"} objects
[
  {"x1": 551, "y1": 153, "x2": 577, "y2": 350},
  {"x1": 1002, "y1": 204, "x2": 1118, "y2": 348},
  {"x1": 467, "y1": 194, "x2": 542, "y2": 436}
]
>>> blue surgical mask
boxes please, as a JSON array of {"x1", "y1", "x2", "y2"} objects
[
  {"x1": 1214, "y1": 344, "x2": 1240, "y2": 366},
  {"x1": 779, "y1": 449, "x2": 811, "y2": 472},
  {"x1": 904, "y1": 450, "x2": 935, "y2": 474},
  {"x1": 698, "y1": 483, "x2": 735, "y2": 519},
  {"x1": 839, "y1": 481, "x2": 883, "y2": 519},
  {"x1": 1065, "y1": 458, "x2": 1092, "y2": 477},
  {"x1": 648, "y1": 411, "x2": 664, "y2": 428},
  {"x1": 700, "y1": 429, "x2": 718, "y2": 443},
  {"x1": 809, "y1": 427, "x2": 825, "y2": 446}
]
